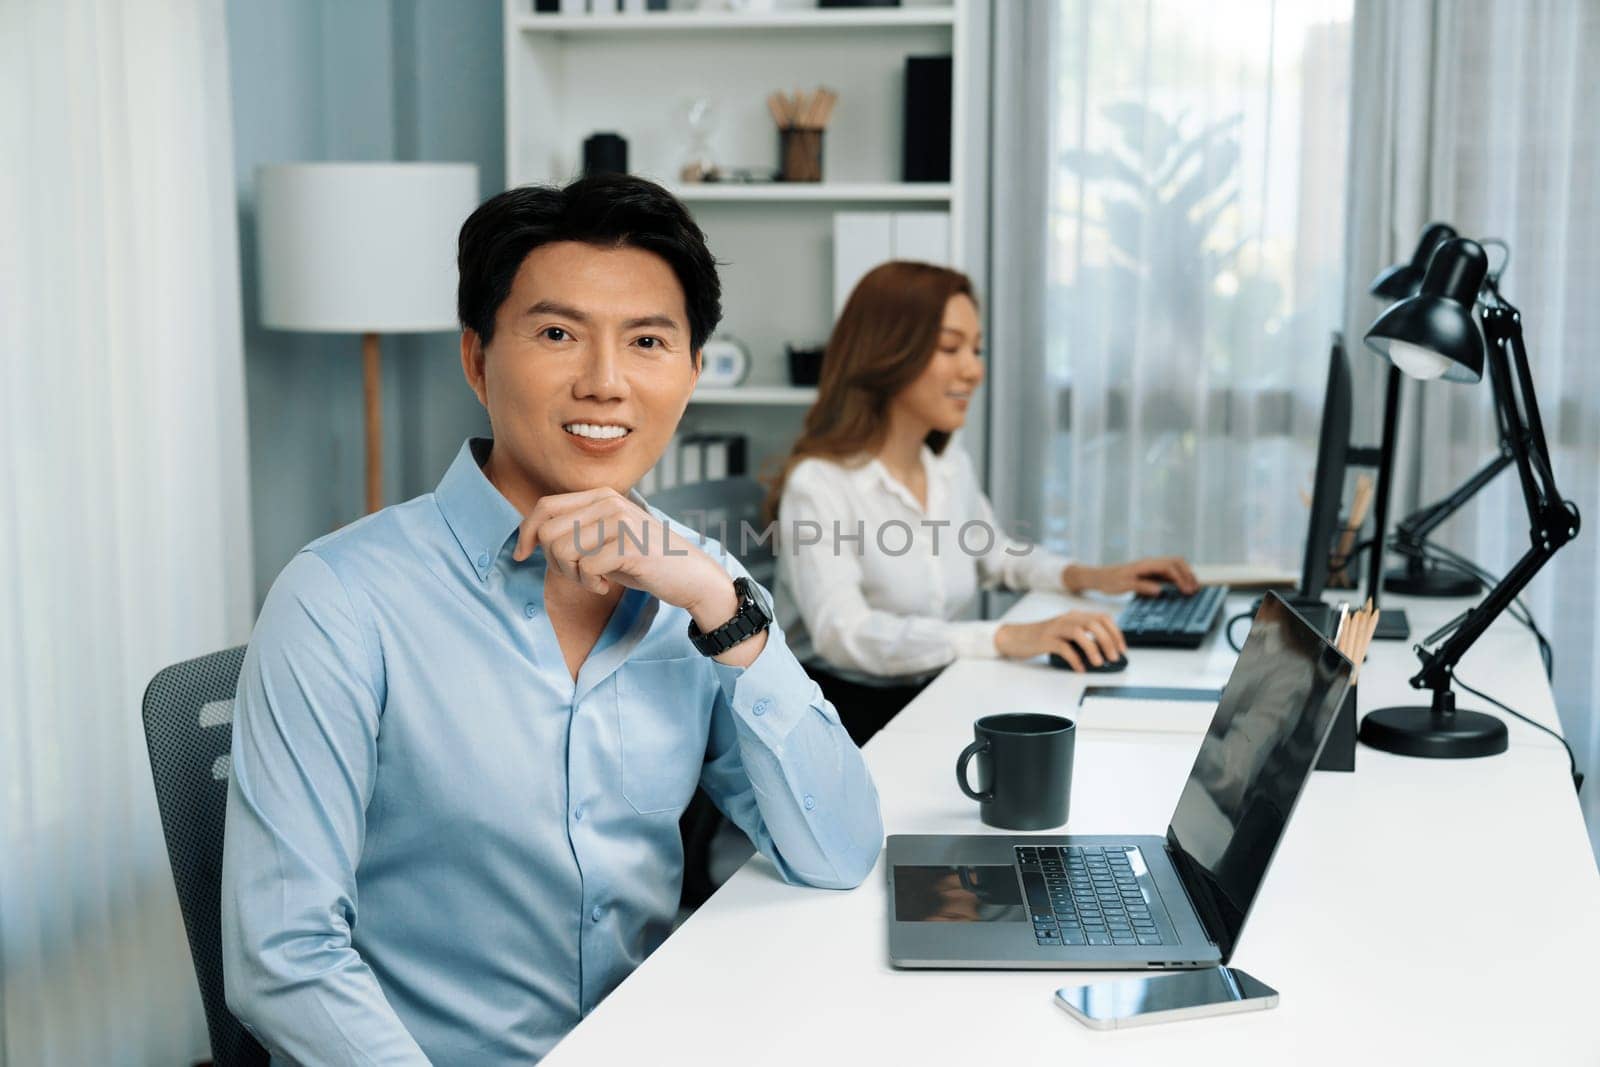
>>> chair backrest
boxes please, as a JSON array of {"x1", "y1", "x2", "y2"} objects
[
  {"x1": 648, "y1": 477, "x2": 775, "y2": 587},
  {"x1": 141, "y1": 646, "x2": 269, "y2": 1067}
]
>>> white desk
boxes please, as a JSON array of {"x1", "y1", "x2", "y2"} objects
[{"x1": 544, "y1": 593, "x2": 1600, "y2": 1065}]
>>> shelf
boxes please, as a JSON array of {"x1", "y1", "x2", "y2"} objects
[
  {"x1": 670, "y1": 182, "x2": 951, "y2": 203},
  {"x1": 688, "y1": 385, "x2": 818, "y2": 406},
  {"x1": 515, "y1": 9, "x2": 955, "y2": 34}
]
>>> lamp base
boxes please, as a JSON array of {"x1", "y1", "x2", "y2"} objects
[
  {"x1": 1383, "y1": 559, "x2": 1482, "y2": 598},
  {"x1": 1358, "y1": 689, "x2": 1507, "y2": 759}
]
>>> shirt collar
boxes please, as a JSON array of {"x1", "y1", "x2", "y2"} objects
[
  {"x1": 435, "y1": 438, "x2": 526, "y2": 582},
  {"x1": 863, "y1": 443, "x2": 945, "y2": 512}
]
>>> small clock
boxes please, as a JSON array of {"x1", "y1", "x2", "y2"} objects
[{"x1": 699, "y1": 336, "x2": 751, "y2": 388}]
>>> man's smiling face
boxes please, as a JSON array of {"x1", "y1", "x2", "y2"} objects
[{"x1": 463, "y1": 240, "x2": 700, "y2": 501}]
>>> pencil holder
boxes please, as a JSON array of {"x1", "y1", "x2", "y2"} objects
[
  {"x1": 1315, "y1": 684, "x2": 1357, "y2": 772},
  {"x1": 779, "y1": 128, "x2": 824, "y2": 182}
]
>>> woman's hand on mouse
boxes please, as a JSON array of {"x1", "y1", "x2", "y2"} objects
[
  {"x1": 995, "y1": 611, "x2": 1125, "y2": 670},
  {"x1": 1063, "y1": 557, "x2": 1199, "y2": 597}
]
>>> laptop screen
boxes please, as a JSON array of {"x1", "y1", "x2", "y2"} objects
[{"x1": 1165, "y1": 592, "x2": 1351, "y2": 961}]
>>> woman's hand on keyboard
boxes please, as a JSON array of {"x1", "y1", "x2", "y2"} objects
[
  {"x1": 1064, "y1": 557, "x2": 1199, "y2": 598},
  {"x1": 995, "y1": 612, "x2": 1126, "y2": 669}
]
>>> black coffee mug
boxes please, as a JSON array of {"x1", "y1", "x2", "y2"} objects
[{"x1": 956, "y1": 713, "x2": 1075, "y2": 830}]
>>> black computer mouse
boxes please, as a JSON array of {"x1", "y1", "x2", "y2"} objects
[{"x1": 1050, "y1": 652, "x2": 1129, "y2": 673}]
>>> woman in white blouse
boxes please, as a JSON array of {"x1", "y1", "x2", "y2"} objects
[{"x1": 769, "y1": 261, "x2": 1197, "y2": 743}]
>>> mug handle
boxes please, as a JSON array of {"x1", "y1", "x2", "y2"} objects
[{"x1": 956, "y1": 740, "x2": 992, "y2": 802}]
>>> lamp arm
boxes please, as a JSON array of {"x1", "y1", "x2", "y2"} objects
[
  {"x1": 1411, "y1": 536, "x2": 1564, "y2": 692},
  {"x1": 1498, "y1": 299, "x2": 1558, "y2": 493},
  {"x1": 1485, "y1": 301, "x2": 1563, "y2": 524},
  {"x1": 1409, "y1": 306, "x2": 1580, "y2": 693},
  {"x1": 1391, "y1": 445, "x2": 1515, "y2": 544}
]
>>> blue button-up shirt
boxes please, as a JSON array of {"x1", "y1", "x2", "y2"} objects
[{"x1": 221, "y1": 439, "x2": 884, "y2": 1064}]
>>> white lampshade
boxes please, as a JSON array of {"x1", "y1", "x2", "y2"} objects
[{"x1": 256, "y1": 162, "x2": 479, "y2": 333}]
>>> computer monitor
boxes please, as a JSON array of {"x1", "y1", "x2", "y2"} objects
[{"x1": 1284, "y1": 335, "x2": 1352, "y2": 636}]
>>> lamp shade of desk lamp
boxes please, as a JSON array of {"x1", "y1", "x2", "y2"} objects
[
  {"x1": 1366, "y1": 237, "x2": 1487, "y2": 383},
  {"x1": 256, "y1": 162, "x2": 479, "y2": 513},
  {"x1": 1369, "y1": 222, "x2": 1459, "y2": 300}
]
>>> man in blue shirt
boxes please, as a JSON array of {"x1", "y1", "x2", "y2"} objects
[{"x1": 221, "y1": 174, "x2": 884, "y2": 1064}]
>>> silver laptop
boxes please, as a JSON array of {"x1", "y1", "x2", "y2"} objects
[{"x1": 888, "y1": 592, "x2": 1351, "y2": 970}]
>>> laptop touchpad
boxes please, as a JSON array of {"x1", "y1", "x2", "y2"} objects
[{"x1": 893, "y1": 865, "x2": 1027, "y2": 922}]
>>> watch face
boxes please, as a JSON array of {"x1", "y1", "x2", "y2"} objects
[{"x1": 742, "y1": 577, "x2": 774, "y2": 620}]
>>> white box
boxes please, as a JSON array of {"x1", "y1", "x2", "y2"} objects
[
  {"x1": 678, "y1": 435, "x2": 705, "y2": 484},
  {"x1": 892, "y1": 211, "x2": 951, "y2": 267},
  {"x1": 833, "y1": 211, "x2": 894, "y2": 319},
  {"x1": 703, "y1": 436, "x2": 730, "y2": 481}
]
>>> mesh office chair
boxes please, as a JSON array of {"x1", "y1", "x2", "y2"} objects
[{"x1": 141, "y1": 646, "x2": 269, "y2": 1067}]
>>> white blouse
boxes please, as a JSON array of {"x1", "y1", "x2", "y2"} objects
[{"x1": 775, "y1": 442, "x2": 1071, "y2": 685}]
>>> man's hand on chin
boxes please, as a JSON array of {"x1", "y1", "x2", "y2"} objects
[{"x1": 512, "y1": 487, "x2": 766, "y2": 667}]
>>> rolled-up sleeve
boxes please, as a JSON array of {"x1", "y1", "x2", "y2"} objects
[
  {"x1": 221, "y1": 550, "x2": 429, "y2": 1066},
  {"x1": 697, "y1": 556, "x2": 885, "y2": 890}
]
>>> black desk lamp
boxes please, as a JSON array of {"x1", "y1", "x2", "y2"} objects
[
  {"x1": 1370, "y1": 222, "x2": 1459, "y2": 299},
  {"x1": 1358, "y1": 237, "x2": 1580, "y2": 758},
  {"x1": 1369, "y1": 223, "x2": 1525, "y2": 599},
  {"x1": 1347, "y1": 224, "x2": 1463, "y2": 642}
]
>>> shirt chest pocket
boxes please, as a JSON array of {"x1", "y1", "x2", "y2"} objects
[{"x1": 614, "y1": 657, "x2": 712, "y2": 815}]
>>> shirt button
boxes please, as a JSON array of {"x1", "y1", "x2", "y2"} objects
[
  {"x1": 573, "y1": 805, "x2": 585, "y2": 822},
  {"x1": 803, "y1": 794, "x2": 816, "y2": 811},
  {"x1": 476, "y1": 552, "x2": 491, "y2": 570},
  {"x1": 753, "y1": 698, "x2": 771, "y2": 717},
  {"x1": 524, "y1": 602, "x2": 538, "y2": 619},
  {"x1": 591, "y1": 905, "x2": 604, "y2": 922}
]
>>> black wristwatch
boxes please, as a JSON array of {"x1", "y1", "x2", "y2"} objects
[{"x1": 688, "y1": 576, "x2": 774, "y2": 657}]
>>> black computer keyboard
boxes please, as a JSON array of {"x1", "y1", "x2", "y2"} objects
[
  {"x1": 1016, "y1": 845, "x2": 1166, "y2": 947},
  {"x1": 1116, "y1": 584, "x2": 1228, "y2": 648}
]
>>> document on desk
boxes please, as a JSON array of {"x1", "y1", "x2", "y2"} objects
[
  {"x1": 1074, "y1": 696, "x2": 1218, "y2": 735},
  {"x1": 1190, "y1": 562, "x2": 1298, "y2": 590}
]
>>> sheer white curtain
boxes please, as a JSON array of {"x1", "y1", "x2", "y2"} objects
[
  {"x1": 0, "y1": 1, "x2": 252, "y2": 1062},
  {"x1": 1347, "y1": 0, "x2": 1599, "y2": 853},
  {"x1": 989, "y1": 0, "x2": 1354, "y2": 571}
]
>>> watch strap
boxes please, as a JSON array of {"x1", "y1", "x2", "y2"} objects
[{"x1": 688, "y1": 577, "x2": 773, "y2": 656}]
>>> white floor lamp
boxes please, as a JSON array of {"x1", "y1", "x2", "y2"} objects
[{"x1": 256, "y1": 162, "x2": 479, "y2": 514}]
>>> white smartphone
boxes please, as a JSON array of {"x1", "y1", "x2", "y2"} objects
[{"x1": 1055, "y1": 967, "x2": 1279, "y2": 1030}]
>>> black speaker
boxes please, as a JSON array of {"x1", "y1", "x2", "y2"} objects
[
  {"x1": 583, "y1": 132, "x2": 628, "y2": 177},
  {"x1": 902, "y1": 54, "x2": 952, "y2": 183}
]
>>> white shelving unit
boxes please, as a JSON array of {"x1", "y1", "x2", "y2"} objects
[
  {"x1": 669, "y1": 182, "x2": 951, "y2": 203},
  {"x1": 509, "y1": 8, "x2": 955, "y2": 33},
  {"x1": 689, "y1": 385, "x2": 818, "y2": 406},
  {"x1": 503, "y1": 0, "x2": 976, "y2": 479}
]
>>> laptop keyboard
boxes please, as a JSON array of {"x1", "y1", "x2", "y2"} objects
[{"x1": 1016, "y1": 845, "x2": 1166, "y2": 948}]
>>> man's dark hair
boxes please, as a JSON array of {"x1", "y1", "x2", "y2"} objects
[{"x1": 457, "y1": 173, "x2": 722, "y2": 354}]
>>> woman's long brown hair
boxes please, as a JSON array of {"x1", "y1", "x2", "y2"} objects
[{"x1": 764, "y1": 260, "x2": 977, "y2": 521}]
